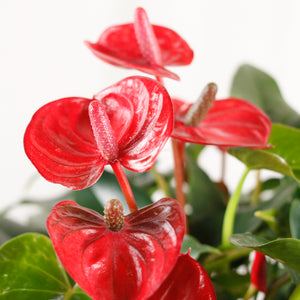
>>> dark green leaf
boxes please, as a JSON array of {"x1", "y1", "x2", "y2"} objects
[
  {"x1": 181, "y1": 235, "x2": 220, "y2": 260},
  {"x1": 290, "y1": 200, "x2": 300, "y2": 239},
  {"x1": 69, "y1": 285, "x2": 92, "y2": 300},
  {"x1": 186, "y1": 156, "x2": 225, "y2": 246},
  {"x1": 229, "y1": 233, "x2": 300, "y2": 273},
  {"x1": 71, "y1": 187, "x2": 104, "y2": 213},
  {"x1": 230, "y1": 64, "x2": 300, "y2": 127},
  {"x1": 234, "y1": 177, "x2": 298, "y2": 233},
  {"x1": 0, "y1": 233, "x2": 71, "y2": 299}
]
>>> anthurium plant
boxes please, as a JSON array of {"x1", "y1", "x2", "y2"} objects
[{"x1": 1, "y1": 6, "x2": 300, "y2": 300}]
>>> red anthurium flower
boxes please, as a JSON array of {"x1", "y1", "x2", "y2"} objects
[
  {"x1": 47, "y1": 198, "x2": 186, "y2": 300},
  {"x1": 85, "y1": 7, "x2": 193, "y2": 80},
  {"x1": 172, "y1": 97, "x2": 271, "y2": 148},
  {"x1": 147, "y1": 252, "x2": 217, "y2": 300},
  {"x1": 251, "y1": 251, "x2": 267, "y2": 293},
  {"x1": 24, "y1": 76, "x2": 173, "y2": 191}
]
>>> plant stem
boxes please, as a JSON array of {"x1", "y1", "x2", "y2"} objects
[
  {"x1": 171, "y1": 139, "x2": 186, "y2": 209},
  {"x1": 220, "y1": 149, "x2": 226, "y2": 184},
  {"x1": 251, "y1": 170, "x2": 262, "y2": 206},
  {"x1": 243, "y1": 284, "x2": 257, "y2": 300},
  {"x1": 265, "y1": 273, "x2": 290, "y2": 300},
  {"x1": 171, "y1": 139, "x2": 189, "y2": 233},
  {"x1": 151, "y1": 165, "x2": 170, "y2": 197},
  {"x1": 222, "y1": 168, "x2": 250, "y2": 247},
  {"x1": 203, "y1": 247, "x2": 251, "y2": 273},
  {"x1": 111, "y1": 161, "x2": 138, "y2": 212}
]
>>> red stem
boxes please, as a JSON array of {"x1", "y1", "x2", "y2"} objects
[
  {"x1": 171, "y1": 140, "x2": 186, "y2": 207},
  {"x1": 111, "y1": 161, "x2": 138, "y2": 212},
  {"x1": 172, "y1": 139, "x2": 189, "y2": 233}
]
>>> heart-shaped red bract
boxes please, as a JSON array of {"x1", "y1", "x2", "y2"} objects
[
  {"x1": 47, "y1": 198, "x2": 185, "y2": 300},
  {"x1": 172, "y1": 98, "x2": 271, "y2": 148},
  {"x1": 147, "y1": 252, "x2": 216, "y2": 300},
  {"x1": 85, "y1": 8, "x2": 193, "y2": 80},
  {"x1": 251, "y1": 251, "x2": 267, "y2": 293},
  {"x1": 24, "y1": 76, "x2": 173, "y2": 190}
]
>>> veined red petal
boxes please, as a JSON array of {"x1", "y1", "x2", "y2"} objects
[
  {"x1": 147, "y1": 252, "x2": 217, "y2": 300},
  {"x1": 24, "y1": 97, "x2": 105, "y2": 190},
  {"x1": 172, "y1": 98, "x2": 271, "y2": 148},
  {"x1": 24, "y1": 77, "x2": 173, "y2": 189},
  {"x1": 251, "y1": 251, "x2": 267, "y2": 293},
  {"x1": 85, "y1": 9, "x2": 193, "y2": 80},
  {"x1": 47, "y1": 198, "x2": 185, "y2": 300}
]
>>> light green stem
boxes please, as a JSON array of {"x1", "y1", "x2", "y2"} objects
[
  {"x1": 151, "y1": 165, "x2": 170, "y2": 197},
  {"x1": 289, "y1": 283, "x2": 300, "y2": 300},
  {"x1": 222, "y1": 168, "x2": 250, "y2": 247}
]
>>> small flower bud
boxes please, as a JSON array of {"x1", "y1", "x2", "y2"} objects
[{"x1": 104, "y1": 199, "x2": 125, "y2": 231}]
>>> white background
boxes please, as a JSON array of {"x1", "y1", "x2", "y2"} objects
[{"x1": 1, "y1": 0, "x2": 300, "y2": 210}]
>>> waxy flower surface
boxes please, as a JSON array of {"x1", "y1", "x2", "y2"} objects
[
  {"x1": 85, "y1": 7, "x2": 193, "y2": 80},
  {"x1": 251, "y1": 251, "x2": 267, "y2": 293},
  {"x1": 148, "y1": 252, "x2": 217, "y2": 300},
  {"x1": 47, "y1": 198, "x2": 185, "y2": 300},
  {"x1": 24, "y1": 76, "x2": 173, "y2": 190},
  {"x1": 172, "y1": 97, "x2": 271, "y2": 148}
]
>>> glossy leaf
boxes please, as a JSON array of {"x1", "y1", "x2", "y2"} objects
[
  {"x1": 230, "y1": 233, "x2": 300, "y2": 273},
  {"x1": 0, "y1": 233, "x2": 71, "y2": 299},
  {"x1": 230, "y1": 64, "x2": 300, "y2": 127},
  {"x1": 229, "y1": 124, "x2": 300, "y2": 181},
  {"x1": 267, "y1": 124, "x2": 300, "y2": 179},
  {"x1": 85, "y1": 8, "x2": 193, "y2": 80},
  {"x1": 186, "y1": 155, "x2": 225, "y2": 246},
  {"x1": 290, "y1": 200, "x2": 300, "y2": 239},
  {"x1": 181, "y1": 235, "x2": 220, "y2": 260},
  {"x1": 47, "y1": 198, "x2": 185, "y2": 300},
  {"x1": 147, "y1": 253, "x2": 217, "y2": 300},
  {"x1": 69, "y1": 286, "x2": 92, "y2": 300},
  {"x1": 234, "y1": 177, "x2": 298, "y2": 234},
  {"x1": 24, "y1": 76, "x2": 173, "y2": 190},
  {"x1": 172, "y1": 98, "x2": 271, "y2": 148},
  {"x1": 227, "y1": 147, "x2": 295, "y2": 178}
]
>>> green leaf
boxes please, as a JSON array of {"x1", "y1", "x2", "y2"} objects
[
  {"x1": 181, "y1": 235, "x2": 220, "y2": 260},
  {"x1": 0, "y1": 233, "x2": 71, "y2": 299},
  {"x1": 71, "y1": 187, "x2": 104, "y2": 213},
  {"x1": 230, "y1": 64, "x2": 300, "y2": 127},
  {"x1": 267, "y1": 124, "x2": 300, "y2": 180},
  {"x1": 69, "y1": 285, "x2": 92, "y2": 300},
  {"x1": 234, "y1": 176, "x2": 298, "y2": 234},
  {"x1": 290, "y1": 200, "x2": 300, "y2": 239},
  {"x1": 229, "y1": 233, "x2": 300, "y2": 273},
  {"x1": 186, "y1": 156, "x2": 225, "y2": 246},
  {"x1": 228, "y1": 124, "x2": 300, "y2": 182},
  {"x1": 227, "y1": 147, "x2": 295, "y2": 178}
]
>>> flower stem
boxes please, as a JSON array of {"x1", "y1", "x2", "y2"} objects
[
  {"x1": 171, "y1": 139, "x2": 190, "y2": 233},
  {"x1": 151, "y1": 165, "x2": 170, "y2": 197},
  {"x1": 243, "y1": 284, "x2": 257, "y2": 300},
  {"x1": 111, "y1": 161, "x2": 138, "y2": 212},
  {"x1": 171, "y1": 139, "x2": 186, "y2": 209},
  {"x1": 222, "y1": 168, "x2": 250, "y2": 247},
  {"x1": 251, "y1": 170, "x2": 262, "y2": 206}
]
